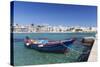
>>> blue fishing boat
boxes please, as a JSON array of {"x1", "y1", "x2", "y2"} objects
[{"x1": 24, "y1": 36, "x2": 75, "y2": 53}]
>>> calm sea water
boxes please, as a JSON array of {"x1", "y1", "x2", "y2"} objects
[{"x1": 13, "y1": 32, "x2": 96, "y2": 66}]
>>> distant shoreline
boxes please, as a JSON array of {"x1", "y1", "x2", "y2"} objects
[{"x1": 12, "y1": 31, "x2": 96, "y2": 34}]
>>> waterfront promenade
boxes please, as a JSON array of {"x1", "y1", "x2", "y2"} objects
[{"x1": 88, "y1": 37, "x2": 97, "y2": 62}]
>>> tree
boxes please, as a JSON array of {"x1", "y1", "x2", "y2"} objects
[{"x1": 31, "y1": 24, "x2": 34, "y2": 26}]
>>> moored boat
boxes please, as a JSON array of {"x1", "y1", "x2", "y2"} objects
[{"x1": 24, "y1": 36, "x2": 75, "y2": 53}]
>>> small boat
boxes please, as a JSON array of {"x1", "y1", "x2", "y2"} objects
[
  {"x1": 81, "y1": 37, "x2": 95, "y2": 47},
  {"x1": 24, "y1": 36, "x2": 75, "y2": 53}
]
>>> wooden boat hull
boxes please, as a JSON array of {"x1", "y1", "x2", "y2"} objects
[{"x1": 24, "y1": 39, "x2": 75, "y2": 53}]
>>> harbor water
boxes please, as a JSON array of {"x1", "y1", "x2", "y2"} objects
[{"x1": 13, "y1": 32, "x2": 96, "y2": 66}]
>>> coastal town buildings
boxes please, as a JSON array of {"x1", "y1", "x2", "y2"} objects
[{"x1": 12, "y1": 24, "x2": 97, "y2": 33}]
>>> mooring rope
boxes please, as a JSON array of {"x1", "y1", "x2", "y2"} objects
[{"x1": 62, "y1": 43, "x2": 90, "y2": 54}]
